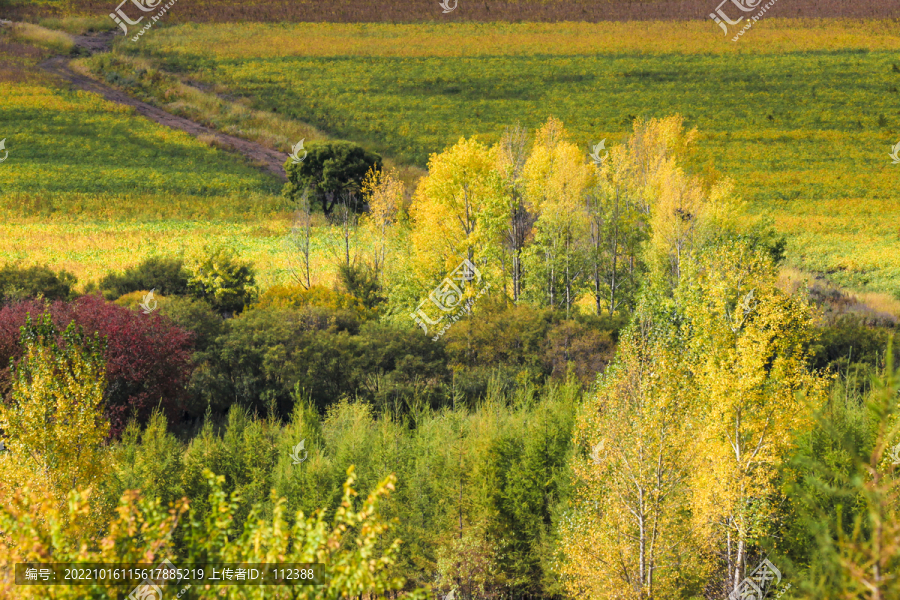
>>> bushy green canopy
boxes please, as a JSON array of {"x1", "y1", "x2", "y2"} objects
[{"x1": 283, "y1": 141, "x2": 382, "y2": 215}]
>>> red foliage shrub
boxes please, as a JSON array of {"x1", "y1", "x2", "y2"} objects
[{"x1": 0, "y1": 295, "x2": 194, "y2": 437}]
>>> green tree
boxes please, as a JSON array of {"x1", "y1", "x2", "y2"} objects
[
  {"x1": 99, "y1": 256, "x2": 190, "y2": 299},
  {"x1": 0, "y1": 263, "x2": 76, "y2": 306},
  {"x1": 188, "y1": 247, "x2": 257, "y2": 316},
  {"x1": 787, "y1": 342, "x2": 900, "y2": 600},
  {"x1": 283, "y1": 141, "x2": 383, "y2": 216}
]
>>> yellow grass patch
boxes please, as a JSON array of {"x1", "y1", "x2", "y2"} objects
[{"x1": 144, "y1": 19, "x2": 900, "y2": 60}]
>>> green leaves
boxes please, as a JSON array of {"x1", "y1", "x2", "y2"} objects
[
  {"x1": 283, "y1": 141, "x2": 383, "y2": 216},
  {"x1": 187, "y1": 247, "x2": 258, "y2": 316}
]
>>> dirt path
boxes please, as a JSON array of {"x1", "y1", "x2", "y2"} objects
[{"x1": 38, "y1": 32, "x2": 288, "y2": 180}]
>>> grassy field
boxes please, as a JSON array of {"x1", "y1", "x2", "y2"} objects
[
  {"x1": 0, "y1": 31, "x2": 314, "y2": 289},
  {"x1": 108, "y1": 20, "x2": 900, "y2": 296},
  {"x1": 6, "y1": 0, "x2": 899, "y2": 23},
  {"x1": 3, "y1": 18, "x2": 899, "y2": 300}
]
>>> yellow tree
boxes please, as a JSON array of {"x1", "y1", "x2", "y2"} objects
[
  {"x1": 614, "y1": 115, "x2": 698, "y2": 220},
  {"x1": 599, "y1": 115, "x2": 741, "y2": 292},
  {"x1": 678, "y1": 241, "x2": 829, "y2": 595},
  {"x1": 491, "y1": 123, "x2": 534, "y2": 303},
  {"x1": 522, "y1": 117, "x2": 594, "y2": 313},
  {"x1": 409, "y1": 136, "x2": 505, "y2": 287},
  {"x1": 361, "y1": 166, "x2": 405, "y2": 282},
  {"x1": 561, "y1": 307, "x2": 709, "y2": 599},
  {"x1": 0, "y1": 314, "x2": 110, "y2": 530},
  {"x1": 586, "y1": 149, "x2": 645, "y2": 318}
]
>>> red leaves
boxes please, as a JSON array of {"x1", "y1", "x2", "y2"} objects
[{"x1": 0, "y1": 294, "x2": 194, "y2": 438}]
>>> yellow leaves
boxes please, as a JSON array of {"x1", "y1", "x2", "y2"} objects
[
  {"x1": 362, "y1": 167, "x2": 404, "y2": 228},
  {"x1": 0, "y1": 318, "x2": 113, "y2": 550},
  {"x1": 677, "y1": 241, "x2": 829, "y2": 556},
  {"x1": 562, "y1": 322, "x2": 705, "y2": 599},
  {"x1": 409, "y1": 136, "x2": 504, "y2": 283},
  {"x1": 565, "y1": 239, "x2": 829, "y2": 594}
]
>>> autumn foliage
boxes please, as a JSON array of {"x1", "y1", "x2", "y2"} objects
[{"x1": 0, "y1": 295, "x2": 193, "y2": 437}]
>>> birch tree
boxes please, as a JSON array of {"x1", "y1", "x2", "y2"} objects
[
  {"x1": 287, "y1": 187, "x2": 314, "y2": 289},
  {"x1": 493, "y1": 123, "x2": 535, "y2": 303},
  {"x1": 521, "y1": 118, "x2": 594, "y2": 314},
  {"x1": 361, "y1": 167, "x2": 405, "y2": 282},
  {"x1": 679, "y1": 241, "x2": 828, "y2": 595},
  {"x1": 409, "y1": 136, "x2": 505, "y2": 287},
  {"x1": 561, "y1": 306, "x2": 708, "y2": 599}
]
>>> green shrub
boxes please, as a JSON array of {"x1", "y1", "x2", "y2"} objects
[
  {"x1": 190, "y1": 306, "x2": 448, "y2": 416},
  {"x1": 99, "y1": 256, "x2": 190, "y2": 300},
  {"x1": 187, "y1": 248, "x2": 257, "y2": 316},
  {"x1": 336, "y1": 263, "x2": 384, "y2": 312},
  {"x1": 0, "y1": 263, "x2": 76, "y2": 306},
  {"x1": 159, "y1": 296, "x2": 224, "y2": 352}
]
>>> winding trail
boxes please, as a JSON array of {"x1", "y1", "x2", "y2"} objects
[{"x1": 38, "y1": 32, "x2": 288, "y2": 180}]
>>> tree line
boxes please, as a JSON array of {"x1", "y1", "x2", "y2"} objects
[{"x1": 0, "y1": 115, "x2": 898, "y2": 599}]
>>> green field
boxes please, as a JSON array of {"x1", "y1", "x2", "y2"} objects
[
  {"x1": 0, "y1": 33, "x2": 303, "y2": 287},
  {"x1": 2, "y1": 20, "x2": 899, "y2": 299},
  {"x1": 107, "y1": 20, "x2": 900, "y2": 296}
]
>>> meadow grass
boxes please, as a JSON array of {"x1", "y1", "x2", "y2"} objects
[
  {"x1": 8, "y1": 22, "x2": 74, "y2": 53},
  {"x1": 0, "y1": 213, "x2": 374, "y2": 291},
  {"x1": 77, "y1": 52, "x2": 426, "y2": 188},
  {"x1": 0, "y1": 34, "x2": 302, "y2": 290},
  {"x1": 36, "y1": 16, "x2": 116, "y2": 35},
  {"x1": 0, "y1": 79, "x2": 281, "y2": 196},
  {"x1": 117, "y1": 19, "x2": 900, "y2": 297}
]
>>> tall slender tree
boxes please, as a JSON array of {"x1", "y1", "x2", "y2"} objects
[
  {"x1": 561, "y1": 305, "x2": 708, "y2": 599},
  {"x1": 679, "y1": 242, "x2": 828, "y2": 595},
  {"x1": 521, "y1": 118, "x2": 594, "y2": 314}
]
